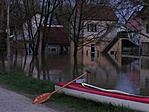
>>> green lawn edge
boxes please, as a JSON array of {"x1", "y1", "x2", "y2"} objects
[{"x1": 0, "y1": 72, "x2": 141, "y2": 112}]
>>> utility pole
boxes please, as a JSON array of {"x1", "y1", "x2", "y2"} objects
[{"x1": 7, "y1": 0, "x2": 10, "y2": 57}]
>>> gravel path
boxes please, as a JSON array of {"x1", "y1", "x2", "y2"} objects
[{"x1": 0, "y1": 87, "x2": 71, "y2": 112}]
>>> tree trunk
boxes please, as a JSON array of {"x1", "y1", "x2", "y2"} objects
[
  {"x1": 73, "y1": 42, "x2": 79, "y2": 76},
  {"x1": 7, "y1": 3, "x2": 10, "y2": 57}
]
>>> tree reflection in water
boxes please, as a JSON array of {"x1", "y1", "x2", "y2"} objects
[{"x1": 0, "y1": 52, "x2": 149, "y2": 96}]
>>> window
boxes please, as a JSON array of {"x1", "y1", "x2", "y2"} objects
[
  {"x1": 146, "y1": 23, "x2": 149, "y2": 33},
  {"x1": 91, "y1": 44, "x2": 95, "y2": 53},
  {"x1": 48, "y1": 47, "x2": 58, "y2": 54},
  {"x1": 91, "y1": 44, "x2": 95, "y2": 61},
  {"x1": 87, "y1": 23, "x2": 97, "y2": 32}
]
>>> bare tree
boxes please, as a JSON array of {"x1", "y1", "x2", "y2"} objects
[
  {"x1": 40, "y1": 0, "x2": 62, "y2": 54},
  {"x1": 53, "y1": 0, "x2": 119, "y2": 74}
]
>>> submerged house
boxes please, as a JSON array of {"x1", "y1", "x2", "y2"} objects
[
  {"x1": 70, "y1": 4, "x2": 119, "y2": 63},
  {"x1": 102, "y1": 5, "x2": 149, "y2": 57},
  {"x1": 70, "y1": 4, "x2": 149, "y2": 68},
  {"x1": 5, "y1": 5, "x2": 149, "y2": 57},
  {"x1": 44, "y1": 25, "x2": 70, "y2": 54},
  {"x1": 124, "y1": 6, "x2": 149, "y2": 56},
  {"x1": 120, "y1": 11, "x2": 143, "y2": 56},
  {"x1": 12, "y1": 13, "x2": 45, "y2": 54},
  {"x1": 13, "y1": 13, "x2": 70, "y2": 54}
]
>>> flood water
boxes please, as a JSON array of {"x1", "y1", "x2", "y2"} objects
[{"x1": 0, "y1": 51, "x2": 149, "y2": 96}]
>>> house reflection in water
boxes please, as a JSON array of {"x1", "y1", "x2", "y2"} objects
[
  {"x1": 74, "y1": 48, "x2": 149, "y2": 96},
  {"x1": 0, "y1": 51, "x2": 149, "y2": 96},
  {"x1": 46, "y1": 55, "x2": 72, "y2": 82}
]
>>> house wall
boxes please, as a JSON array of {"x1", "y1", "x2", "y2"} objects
[
  {"x1": 70, "y1": 39, "x2": 117, "y2": 88},
  {"x1": 107, "y1": 38, "x2": 122, "y2": 56},
  {"x1": 14, "y1": 13, "x2": 44, "y2": 46},
  {"x1": 82, "y1": 39, "x2": 113, "y2": 65},
  {"x1": 71, "y1": 19, "x2": 118, "y2": 61},
  {"x1": 141, "y1": 20, "x2": 149, "y2": 42},
  {"x1": 22, "y1": 14, "x2": 45, "y2": 41},
  {"x1": 83, "y1": 20, "x2": 117, "y2": 38},
  {"x1": 70, "y1": 17, "x2": 118, "y2": 63},
  {"x1": 71, "y1": 37, "x2": 122, "y2": 66},
  {"x1": 70, "y1": 38, "x2": 114, "y2": 65},
  {"x1": 13, "y1": 14, "x2": 45, "y2": 54},
  {"x1": 140, "y1": 19, "x2": 149, "y2": 55}
]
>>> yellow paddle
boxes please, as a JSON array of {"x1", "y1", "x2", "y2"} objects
[{"x1": 32, "y1": 71, "x2": 90, "y2": 104}]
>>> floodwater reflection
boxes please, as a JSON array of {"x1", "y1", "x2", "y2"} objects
[{"x1": 0, "y1": 52, "x2": 149, "y2": 96}]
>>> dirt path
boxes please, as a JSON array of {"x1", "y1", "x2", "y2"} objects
[{"x1": 0, "y1": 87, "x2": 74, "y2": 112}]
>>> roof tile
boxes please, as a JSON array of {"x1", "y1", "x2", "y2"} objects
[
  {"x1": 80, "y1": 4, "x2": 118, "y2": 21},
  {"x1": 44, "y1": 26, "x2": 70, "y2": 44}
]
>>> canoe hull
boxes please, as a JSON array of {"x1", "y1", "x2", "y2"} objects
[{"x1": 55, "y1": 83, "x2": 149, "y2": 112}]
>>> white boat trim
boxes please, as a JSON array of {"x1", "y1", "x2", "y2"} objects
[
  {"x1": 55, "y1": 85, "x2": 149, "y2": 112},
  {"x1": 81, "y1": 83, "x2": 131, "y2": 95}
]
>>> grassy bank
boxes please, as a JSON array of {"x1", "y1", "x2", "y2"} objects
[{"x1": 0, "y1": 72, "x2": 140, "y2": 112}]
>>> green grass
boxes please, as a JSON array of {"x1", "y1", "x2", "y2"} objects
[
  {"x1": 0, "y1": 72, "x2": 141, "y2": 112},
  {"x1": 0, "y1": 72, "x2": 54, "y2": 95}
]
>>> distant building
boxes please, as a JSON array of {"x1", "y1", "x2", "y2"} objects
[
  {"x1": 13, "y1": 13, "x2": 70, "y2": 54},
  {"x1": 43, "y1": 25, "x2": 70, "y2": 54},
  {"x1": 12, "y1": 13, "x2": 45, "y2": 54}
]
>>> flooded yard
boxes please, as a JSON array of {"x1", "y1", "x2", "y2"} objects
[{"x1": 0, "y1": 51, "x2": 149, "y2": 96}]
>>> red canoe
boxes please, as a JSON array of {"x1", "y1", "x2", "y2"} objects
[{"x1": 55, "y1": 82, "x2": 149, "y2": 112}]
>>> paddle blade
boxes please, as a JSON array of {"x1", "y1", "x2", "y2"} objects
[{"x1": 32, "y1": 93, "x2": 52, "y2": 104}]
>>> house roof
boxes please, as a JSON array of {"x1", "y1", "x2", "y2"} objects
[
  {"x1": 44, "y1": 26, "x2": 70, "y2": 44},
  {"x1": 126, "y1": 11, "x2": 142, "y2": 31},
  {"x1": 80, "y1": 4, "x2": 118, "y2": 21}
]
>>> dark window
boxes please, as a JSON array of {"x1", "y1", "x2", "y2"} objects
[
  {"x1": 87, "y1": 23, "x2": 97, "y2": 32},
  {"x1": 91, "y1": 44, "x2": 95, "y2": 53},
  {"x1": 91, "y1": 44, "x2": 95, "y2": 61}
]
